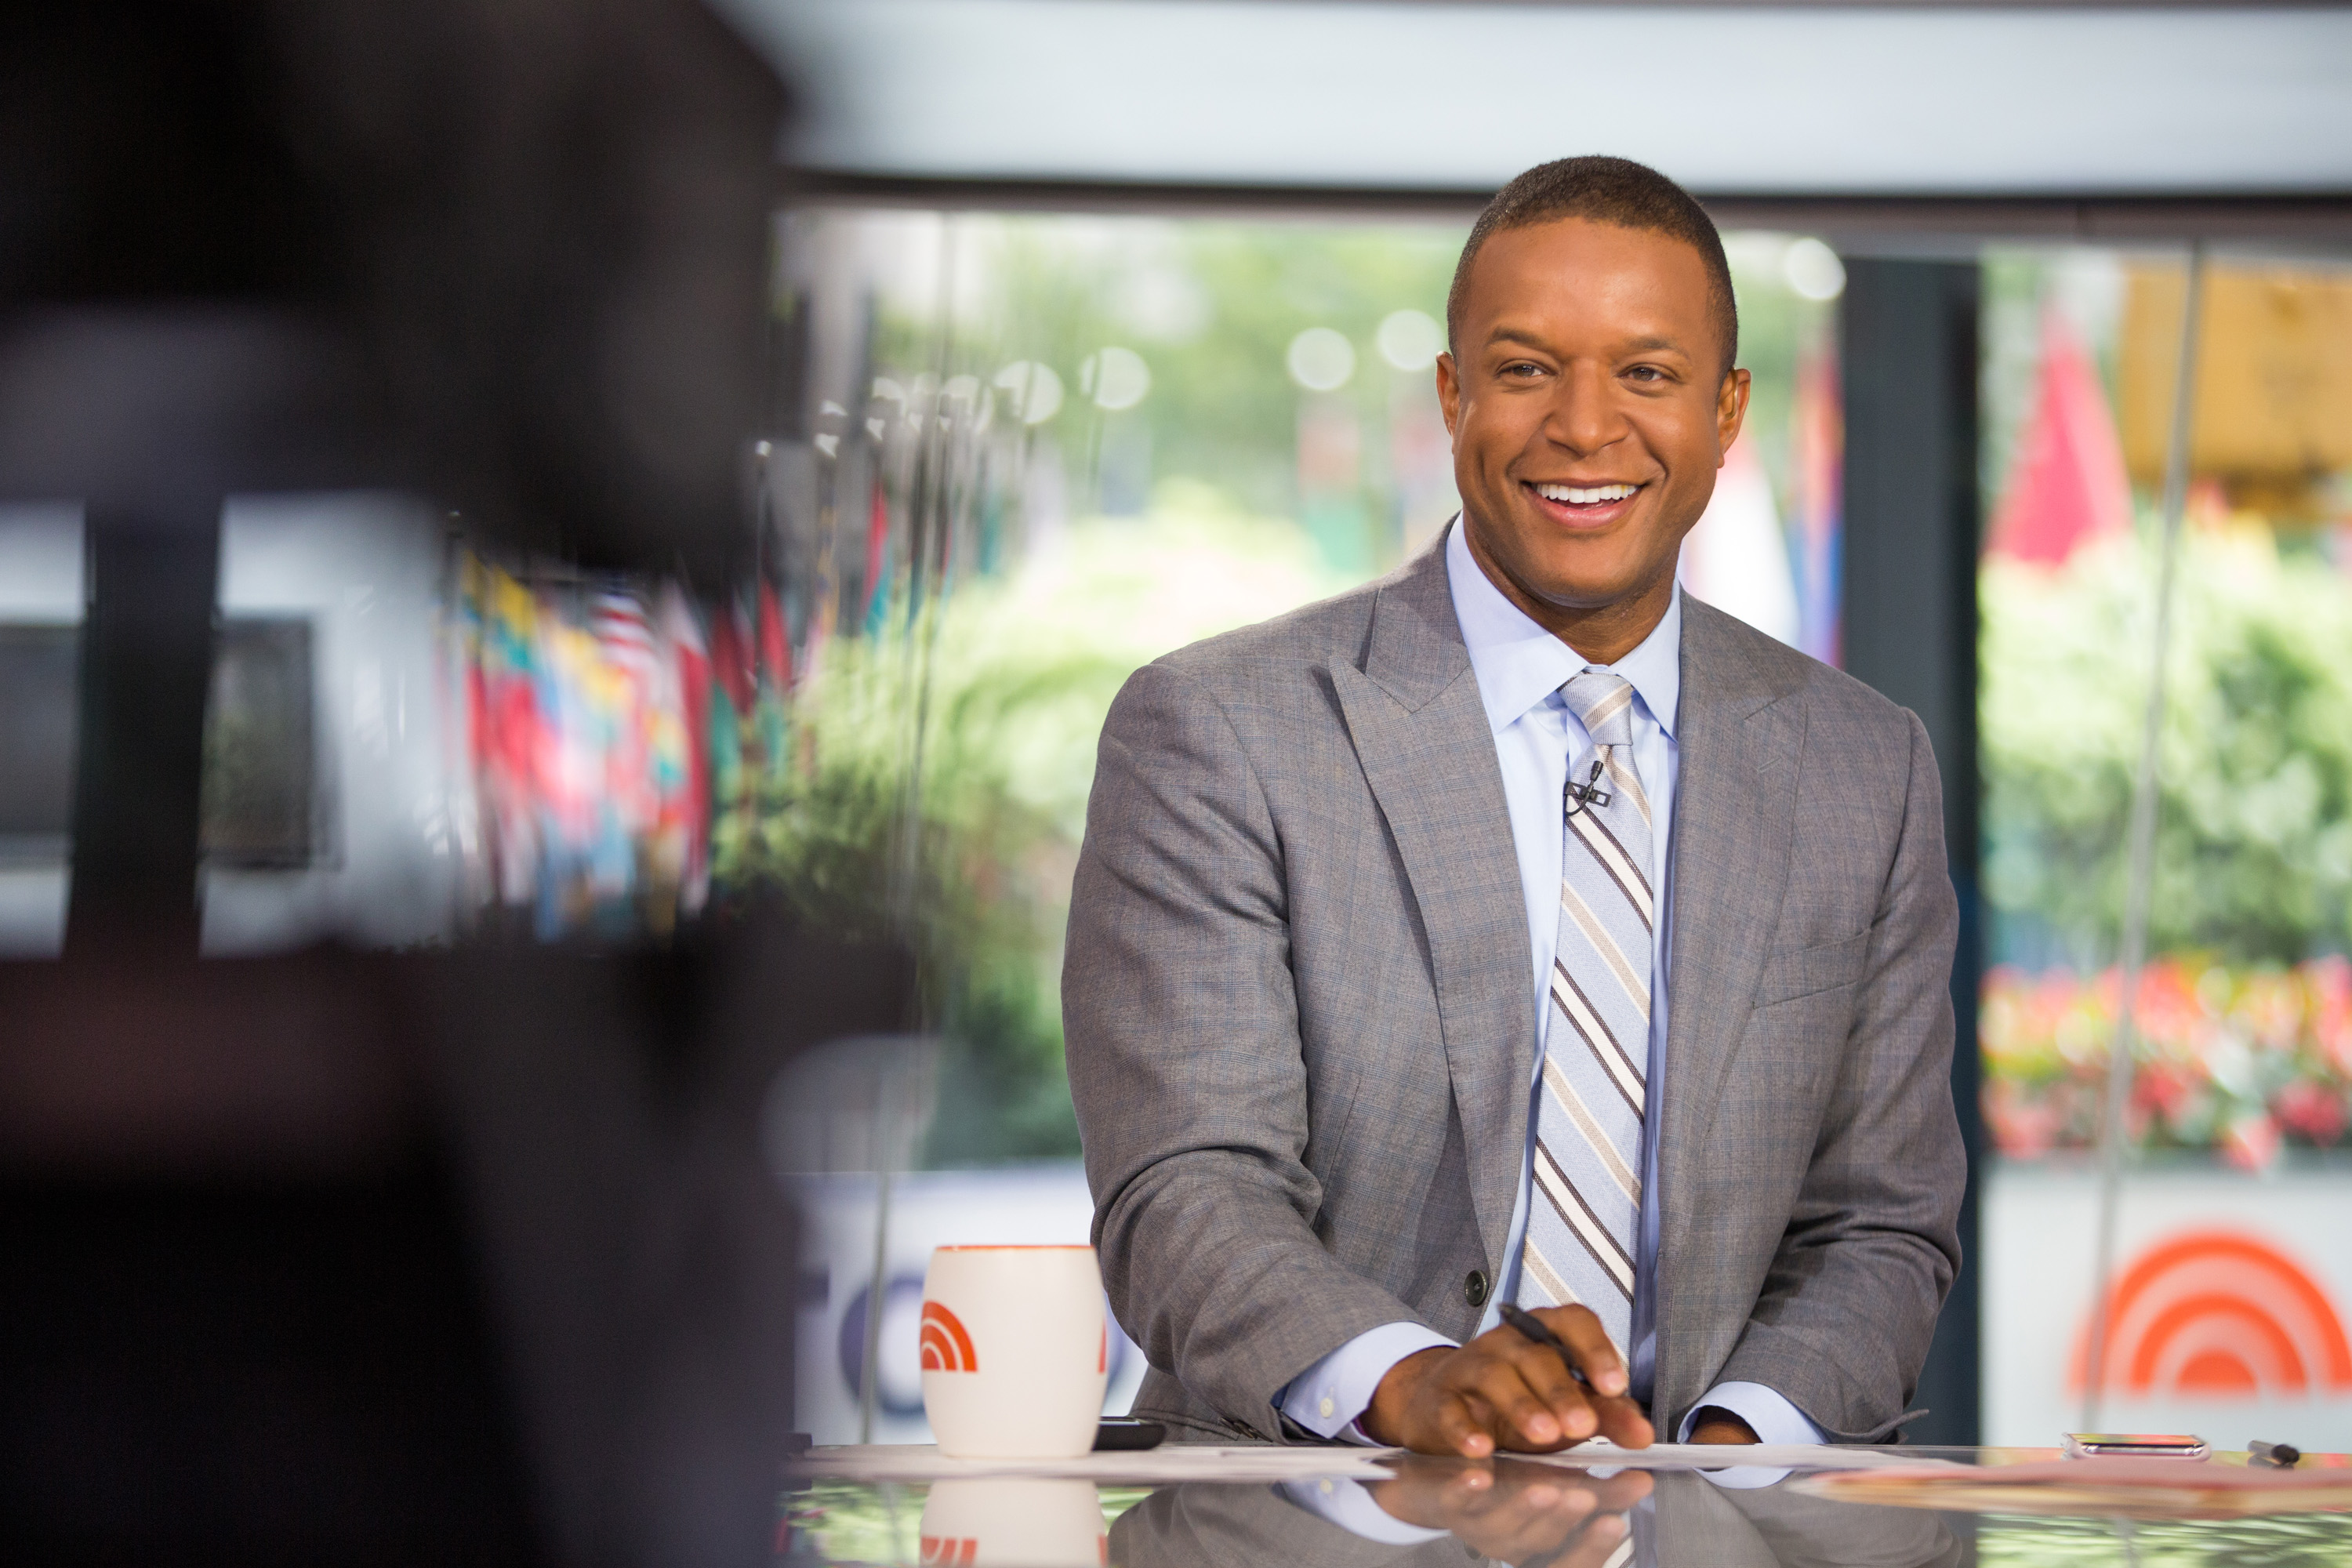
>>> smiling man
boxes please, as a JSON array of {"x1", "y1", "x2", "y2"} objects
[{"x1": 1065, "y1": 156, "x2": 1964, "y2": 1458}]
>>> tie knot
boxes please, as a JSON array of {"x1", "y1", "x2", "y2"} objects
[{"x1": 1562, "y1": 670, "x2": 1636, "y2": 748}]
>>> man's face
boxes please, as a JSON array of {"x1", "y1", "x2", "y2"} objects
[{"x1": 1438, "y1": 217, "x2": 1748, "y2": 652}]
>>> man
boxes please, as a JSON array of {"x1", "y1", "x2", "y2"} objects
[{"x1": 1065, "y1": 156, "x2": 1962, "y2": 1456}]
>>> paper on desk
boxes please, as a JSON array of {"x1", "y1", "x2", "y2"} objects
[
  {"x1": 792, "y1": 1440, "x2": 1955, "y2": 1486},
  {"x1": 1519, "y1": 1441, "x2": 1965, "y2": 1474},
  {"x1": 792, "y1": 1443, "x2": 1401, "y2": 1485}
]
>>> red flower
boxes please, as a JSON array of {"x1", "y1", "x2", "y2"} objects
[
  {"x1": 2132, "y1": 1059, "x2": 2198, "y2": 1120},
  {"x1": 2274, "y1": 1080, "x2": 2349, "y2": 1145},
  {"x1": 1984, "y1": 1079, "x2": 2064, "y2": 1158},
  {"x1": 2220, "y1": 1112, "x2": 2282, "y2": 1173}
]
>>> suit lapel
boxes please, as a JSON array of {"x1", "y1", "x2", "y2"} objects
[
  {"x1": 1331, "y1": 533, "x2": 1534, "y2": 1283},
  {"x1": 1656, "y1": 598, "x2": 1806, "y2": 1403}
]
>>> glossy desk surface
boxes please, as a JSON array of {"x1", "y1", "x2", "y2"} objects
[{"x1": 784, "y1": 1445, "x2": 2352, "y2": 1566}]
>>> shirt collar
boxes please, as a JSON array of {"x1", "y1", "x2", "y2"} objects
[{"x1": 1443, "y1": 517, "x2": 1682, "y2": 740}]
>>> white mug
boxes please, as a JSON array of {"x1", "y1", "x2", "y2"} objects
[
  {"x1": 917, "y1": 1478, "x2": 1105, "y2": 1566},
  {"x1": 920, "y1": 1244, "x2": 1108, "y2": 1458}
]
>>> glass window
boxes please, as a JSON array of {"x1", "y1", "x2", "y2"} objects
[
  {"x1": 201, "y1": 619, "x2": 320, "y2": 868},
  {"x1": 1980, "y1": 248, "x2": 2352, "y2": 1449}
]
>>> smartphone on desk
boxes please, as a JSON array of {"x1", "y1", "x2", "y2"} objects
[
  {"x1": 2063, "y1": 1432, "x2": 2209, "y2": 1460},
  {"x1": 1094, "y1": 1418, "x2": 1167, "y2": 1452}
]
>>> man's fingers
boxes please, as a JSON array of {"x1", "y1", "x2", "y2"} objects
[
  {"x1": 1429, "y1": 1387, "x2": 1497, "y2": 1457},
  {"x1": 1500, "y1": 1331, "x2": 1600, "y2": 1442},
  {"x1": 1468, "y1": 1352, "x2": 1591, "y2": 1449},
  {"x1": 1533, "y1": 1305, "x2": 1628, "y2": 1397},
  {"x1": 1592, "y1": 1392, "x2": 1655, "y2": 1450},
  {"x1": 1399, "y1": 1334, "x2": 1650, "y2": 1458}
]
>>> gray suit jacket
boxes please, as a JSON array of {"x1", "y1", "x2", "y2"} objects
[{"x1": 1064, "y1": 526, "x2": 1963, "y2": 1443}]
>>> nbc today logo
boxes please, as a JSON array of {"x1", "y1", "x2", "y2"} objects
[
  {"x1": 921, "y1": 1301, "x2": 979, "y2": 1374},
  {"x1": 2072, "y1": 1230, "x2": 2352, "y2": 1398}
]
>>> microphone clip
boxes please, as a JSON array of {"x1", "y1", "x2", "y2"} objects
[{"x1": 1563, "y1": 759, "x2": 1613, "y2": 817}]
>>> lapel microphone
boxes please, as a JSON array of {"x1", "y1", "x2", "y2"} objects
[{"x1": 1563, "y1": 758, "x2": 1613, "y2": 816}]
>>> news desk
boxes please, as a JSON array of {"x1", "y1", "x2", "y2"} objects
[{"x1": 786, "y1": 1443, "x2": 2350, "y2": 1566}]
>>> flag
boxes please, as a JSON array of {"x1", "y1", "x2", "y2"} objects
[
  {"x1": 660, "y1": 583, "x2": 713, "y2": 915},
  {"x1": 1990, "y1": 309, "x2": 2133, "y2": 566},
  {"x1": 758, "y1": 579, "x2": 793, "y2": 692},
  {"x1": 1679, "y1": 437, "x2": 1800, "y2": 646},
  {"x1": 863, "y1": 480, "x2": 892, "y2": 637},
  {"x1": 1791, "y1": 347, "x2": 1844, "y2": 666}
]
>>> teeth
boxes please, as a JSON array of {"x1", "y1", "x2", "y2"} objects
[{"x1": 1536, "y1": 483, "x2": 1638, "y2": 504}]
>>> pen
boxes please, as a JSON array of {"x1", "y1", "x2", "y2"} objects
[
  {"x1": 2249, "y1": 1440, "x2": 2300, "y2": 1469},
  {"x1": 1498, "y1": 1302, "x2": 1597, "y2": 1395}
]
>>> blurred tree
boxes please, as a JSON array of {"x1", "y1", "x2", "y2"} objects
[{"x1": 1984, "y1": 522, "x2": 2352, "y2": 968}]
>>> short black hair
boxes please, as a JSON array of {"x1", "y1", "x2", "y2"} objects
[{"x1": 1446, "y1": 155, "x2": 1738, "y2": 376}]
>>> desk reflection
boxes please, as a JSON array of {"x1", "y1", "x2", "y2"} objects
[{"x1": 1105, "y1": 1457, "x2": 1962, "y2": 1568}]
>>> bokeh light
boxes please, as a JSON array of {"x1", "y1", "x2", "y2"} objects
[
  {"x1": 1080, "y1": 346, "x2": 1152, "y2": 411},
  {"x1": 1783, "y1": 237, "x2": 1847, "y2": 301},
  {"x1": 1376, "y1": 308, "x2": 1444, "y2": 370},
  {"x1": 992, "y1": 360, "x2": 1065, "y2": 425},
  {"x1": 1286, "y1": 327, "x2": 1356, "y2": 391}
]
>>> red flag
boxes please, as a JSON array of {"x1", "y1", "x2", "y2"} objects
[
  {"x1": 758, "y1": 579, "x2": 792, "y2": 692},
  {"x1": 1990, "y1": 310, "x2": 2132, "y2": 566},
  {"x1": 864, "y1": 482, "x2": 891, "y2": 622},
  {"x1": 710, "y1": 597, "x2": 755, "y2": 715},
  {"x1": 659, "y1": 584, "x2": 713, "y2": 912}
]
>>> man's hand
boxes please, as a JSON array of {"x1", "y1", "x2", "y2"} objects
[
  {"x1": 1360, "y1": 1305, "x2": 1655, "y2": 1456},
  {"x1": 1685, "y1": 1407, "x2": 1760, "y2": 1445},
  {"x1": 1371, "y1": 1456, "x2": 1652, "y2": 1566}
]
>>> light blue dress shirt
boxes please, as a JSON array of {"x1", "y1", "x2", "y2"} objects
[{"x1": 1277, "y1": 521, "x2": 1824, "y2": 1450}]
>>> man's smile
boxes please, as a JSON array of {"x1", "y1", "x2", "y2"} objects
[{"x1": 1524, "y1": 478, "x2": 1646, "y2": 527}]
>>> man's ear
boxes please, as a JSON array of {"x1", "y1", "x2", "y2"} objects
[
  {"x1": 1715, "y1": 365, "x2": 1751, "y2": 459},
  {"x1": 1436, "y1": 351, "x2": 1461, "y2": 441}
]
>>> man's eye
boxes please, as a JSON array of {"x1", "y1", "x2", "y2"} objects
[
  {"x1": 1624, "y1": 365, "x2": 1665, "y2": 383},
  {"x1": 1503, "y1": 361, "x2": 1544, "y2": 379}
]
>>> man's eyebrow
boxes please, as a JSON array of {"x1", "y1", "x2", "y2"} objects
[{"x1": 1481, "y1": 328, "x2": 1693, "y2": 358}]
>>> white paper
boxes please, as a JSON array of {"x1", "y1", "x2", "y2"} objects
[
  {"x1": 792, "y1": 1440, "x2": 1962, "y2": 1486},
  {"x1": 793, "y1": 1443, "x2": 1400, "y2": 1484},
  {"x1": 1519, "y1": 1441, "x2": 1967, "y2": 1474}
]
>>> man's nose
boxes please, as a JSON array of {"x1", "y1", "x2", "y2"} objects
[{"x1": 1541, "y1": 361, "x2": 1627, "y2": 456}]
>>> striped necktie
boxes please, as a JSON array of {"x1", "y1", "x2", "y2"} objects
[{"x1": 1519, "y1": 670, "x2": 1651, "y2": 1357}]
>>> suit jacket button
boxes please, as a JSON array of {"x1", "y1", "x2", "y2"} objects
[{"x1": 1465, "y1": 1270, "x2": 1490, "y2": 1307}]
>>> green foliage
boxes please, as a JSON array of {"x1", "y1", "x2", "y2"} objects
[
  {"x1": 1983, "y1": 523, "x2": 2352, "y2": 965},
  {"x1": 953, "y1": 219, "x2": 1463, "y2": 538},
  {"x1": 874, "y1": 215, "x2": 1833, "y2": 563},
  {"x1": 725, "y1": 488, "x2": 1349, "y2": 1163}
]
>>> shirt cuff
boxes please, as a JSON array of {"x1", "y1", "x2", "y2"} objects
[
  {"x1": 1676, "y1": 1380, "x2": 1824, "y2": 1489},
  {"x1": 1677, "y1": 1380, "x2": 1828, "y2": 1446},
  {"x1": 1276, "y1": 1321, "x2": 1457, "y2": 1442},
  {"x1": 1276, "y1": 1477, "x2": 1451, "y2": 1545}
]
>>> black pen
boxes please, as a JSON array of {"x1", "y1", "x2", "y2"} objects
[
  {"x1": 1499, "y1": 1302, "x2": 1597, "y2": 1394},
  {"x1": 2249, "y1": 1440, "x2": 2300, "y2": 1469}
]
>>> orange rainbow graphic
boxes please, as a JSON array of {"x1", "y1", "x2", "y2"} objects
[
  {"x1": 919, "y1": 1536, "x2": 977, "y2": 1566},
  {"x1": 921, "y1": 1300, "x2": 979, "y2": 1374},
  {"x1": 2071, "y1": 1229, "x2": 2352, "y2": 1398}
]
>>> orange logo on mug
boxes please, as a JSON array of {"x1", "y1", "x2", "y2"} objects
[
  {"x1": 921, "y1": 1300, "x2": 979, "y2": 1373},
  {"x1": 919, "y1": 1535, "x2": 977, "y2": 1566}
]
